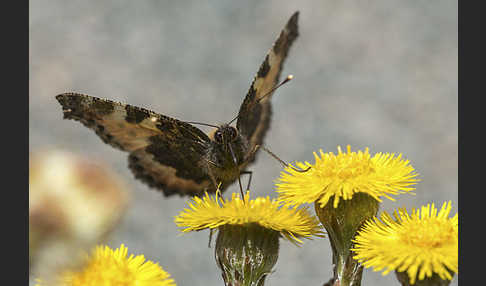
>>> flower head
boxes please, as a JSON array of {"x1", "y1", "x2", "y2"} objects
[
  {"x1": 352, "y1": 201, "x2": 458, "y2": 284},
  {"x1": 53, "y1": 244, "x2": 176, "y2": 286},
  {"x1": 174, "y1": 191, "x2": 323, "y2": 244},
  {"x1": 276, "y1": 146, "x2": 419, "y2": 208}
]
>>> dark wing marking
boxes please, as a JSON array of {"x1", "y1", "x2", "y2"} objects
[
  {"x1": 236, "y1": 11, "x2": 299, "y2": 163},
  {"x1": 56, "y1": 92, "x2": 213, "y2": 197},
  {"x1": 128, "y1": 148, "x2": 212, "y2": 197}
]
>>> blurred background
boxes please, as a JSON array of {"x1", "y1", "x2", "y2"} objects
[{"x1": 29, "y1": 1, "x2": 457, "y2": 285}]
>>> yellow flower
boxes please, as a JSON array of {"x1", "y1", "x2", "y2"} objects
[
  {"x1": 48, "y1": 244, "x2": 176, "y2": 286},
  {"x1": 174, "y1": 191, "x2": 323, "y2": 244},
  {"x1": 276, "y1": 145, "x2": 419, "y2": 208},
  {"x1": 352, "y1": 201, "x2": 458, "y2": 284}
]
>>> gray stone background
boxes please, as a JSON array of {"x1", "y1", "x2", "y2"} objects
[{"x1": 30, "y1": 1, "x2": 457, "y2": 285}]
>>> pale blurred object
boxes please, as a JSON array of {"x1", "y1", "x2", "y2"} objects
[{"x1": 29, "y1": 149, "x2": 130, "y2": 279}]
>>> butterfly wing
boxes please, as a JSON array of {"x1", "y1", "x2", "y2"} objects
[
  {"x1": 236, "y1": 11, "x2": 299, "y2": 163},
  {"x1": 56, "y1": 93, "x2": 213, "y2": 197}
]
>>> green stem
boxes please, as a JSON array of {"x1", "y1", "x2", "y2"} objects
[
  {"x1": 332, "y1": 250, "x2": 363, "y2": 286},
  {"x1": 314, "y1": 194, "x2": 379, "y2": 286}
]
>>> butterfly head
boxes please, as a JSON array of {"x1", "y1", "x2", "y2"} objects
[
  {"x1": 208, "y1": 124, "x2": 248, "y2": 169},
  {"x1": 214, "y1": 125, "x2": 238, "y2": 145}
]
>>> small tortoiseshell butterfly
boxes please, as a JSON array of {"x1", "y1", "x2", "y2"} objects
[{"x1": 56, "y1": 11, "x2": 299, "y2": 197}]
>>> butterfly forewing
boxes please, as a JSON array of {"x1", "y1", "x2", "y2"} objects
[
  {"x1": 236, "y1": 11, "x2": 299, "y2": 163},
  {"x1": 56, "y1": 93, "x2": 213, "y2": 196}
]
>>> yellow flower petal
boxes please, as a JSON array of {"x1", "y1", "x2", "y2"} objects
[
  {"x1": 276, "y1": 146, "x2": 419, "y2": 208},
  {"x1": 174, "y1": 191, "x2": 324, "y2": 244},
  {"x1": 60, "y1": 244, "x2": 176, "y2": 286}
]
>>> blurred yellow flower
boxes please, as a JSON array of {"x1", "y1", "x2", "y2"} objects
[
  {"x1": 352, "y1": 201, "x2": 458, "y2": 284},
  {"x1": 276, "y1": 145, "x2": 419, "y2": 208},
  {"x1": 29, "y1": 150, "x2": 130, "y2": 278},
  {"x1": 175, "y1": 191, "x2": 323, "y2": 244},
  {"x1": 44, "y1": 244, "x2": 176, "y2": 286}
]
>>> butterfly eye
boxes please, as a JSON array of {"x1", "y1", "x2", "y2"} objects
[
  {"x1": 214, "y1": 130, "x2": 223, "y2": 143},
  {"x1": 229, "y1": 127, "x2": 238, "y2": 141}
]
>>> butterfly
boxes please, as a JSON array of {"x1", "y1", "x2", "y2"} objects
[{"x1": 56, "y1": 11, "x2": 299, "y2": 197}]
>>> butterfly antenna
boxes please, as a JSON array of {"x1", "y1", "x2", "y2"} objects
[
  {"x1": 228, "y1": 74, "x2": 294, "y2": 125},
  {"x1": 184, "y1": 121, "x2": 219, "y2": 128},
  {"x1": 260, "y1": 145, "x2": 311, "y2": 172}
]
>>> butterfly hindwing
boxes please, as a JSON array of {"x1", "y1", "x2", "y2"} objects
[
  {"x1": 236, "y1": 11, "x2": 299, "y2": 163},
  {"x1": 56, "y1": 93, "x2": 213, "y2": 196}
]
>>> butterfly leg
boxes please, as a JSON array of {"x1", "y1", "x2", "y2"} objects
[
  {"x1": 208, "y1": 228, "x2": 214, "y2": 248},
  {"x1": 240, "y1": 170, "x2": 253, "y2": 193},
  {"x1": 205, "y1": 160, "x2": 226, "y2": 202},
  {"x1": 237, "y1": 174, "x2": 245, "y2": 200}
]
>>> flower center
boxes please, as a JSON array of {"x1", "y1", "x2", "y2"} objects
[
  {"x1": 317, "y1": 155, "x2": 374, "y2": 180},
  {"x1": 400, "y1": 219, "x2": 456, "y2": 248}
]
